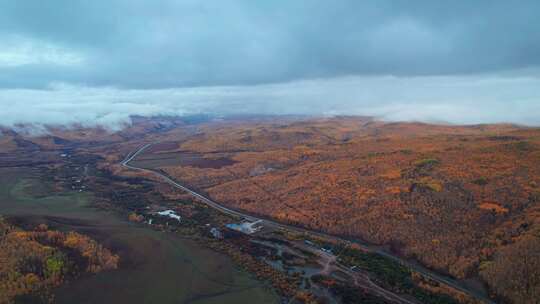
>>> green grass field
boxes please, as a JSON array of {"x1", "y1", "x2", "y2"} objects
[
  {"x1": 0, "y1": 167, "x2": 94, "y2": 220},
  {"x1": 0, "y1": 167, "x2": 278, "y2": 304}
]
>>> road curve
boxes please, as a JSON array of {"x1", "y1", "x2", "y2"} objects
[{"x1": 121, "y1": 143, "x2": 495, "y2": 304}]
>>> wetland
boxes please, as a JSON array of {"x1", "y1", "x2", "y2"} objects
[{"x1": 0, "y1": 166, "x2": 278, "y2": 304}]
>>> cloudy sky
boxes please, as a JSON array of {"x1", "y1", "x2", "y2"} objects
[{"x1": 1, "y1": 0, "x2": 540, "y2": 128}]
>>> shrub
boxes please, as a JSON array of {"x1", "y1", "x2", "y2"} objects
[
  {"x1": 414, "y1": 158, "x2": 440, "y2": 168},
  {"x1": 472, "y1": 177, "x2": 488, "y2": 186},
  {"x1": 412, "y1": 177, "x2": 443, "y2": 192},
  {"x1": 44, "y1": 252, "x2": 67, "y2": 279}
]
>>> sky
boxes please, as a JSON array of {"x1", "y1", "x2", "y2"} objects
[{"x1": 1, "y1": 0, "x2": 540, "y2": 129}]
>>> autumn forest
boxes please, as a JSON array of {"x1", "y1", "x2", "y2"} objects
[{"x1": 133, "y1": 117, "x2": 540, "y2": 303}]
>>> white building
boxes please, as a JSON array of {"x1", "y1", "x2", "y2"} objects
[
  {"x1": 226, "y1": 220, "x2": 263, "y2": 234},
  {"x1": 210, "y1": 227, "x2": 223, "y2": 239},
  {"x1": 157, "y1": 210, "x2": 181, "y2": 222}
]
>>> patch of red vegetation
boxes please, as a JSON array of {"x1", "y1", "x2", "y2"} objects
[{"x1": 478, "y1": 201, "x2": 509, "y2": 214}]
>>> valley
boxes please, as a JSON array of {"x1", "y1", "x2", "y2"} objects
[
  {"x1": 0, "y1": 144, "x2": 278, "y2": 304},
  {"x1": 1, "y1": 115, "x2": 539, "y2": 304}
]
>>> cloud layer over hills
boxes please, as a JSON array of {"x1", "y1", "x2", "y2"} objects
[
  {"x1": 2, "y1": 75, "x2": 540, "y2": 130},
  {"x1": 1, "y1": 1, "x2": 539, "y2": 128}
]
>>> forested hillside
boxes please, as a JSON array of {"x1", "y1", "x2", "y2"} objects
[{"x1": 143, "y1": 117, "x2": 540, "y2": 303}]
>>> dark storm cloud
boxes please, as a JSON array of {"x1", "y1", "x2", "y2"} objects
[{"x1": 1, "y1": 0, "x2": 540, "y2": 88}]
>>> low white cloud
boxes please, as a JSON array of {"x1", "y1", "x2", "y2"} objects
[{"x1": 1, "y1": 74, "x2": 539, "y2": 131}]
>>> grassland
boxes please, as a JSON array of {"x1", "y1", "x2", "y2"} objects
[{"x1": 0, "y1": 166, "x2": 278, "y2": 304}]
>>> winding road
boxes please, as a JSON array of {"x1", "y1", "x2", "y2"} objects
[{"x1": 121, "y1": 143, "x2": 495, "y2": 304}]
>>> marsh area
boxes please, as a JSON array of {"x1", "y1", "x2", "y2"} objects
[{"x1": 0, "y1": 167, "x2": 278, "y2": 304}]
